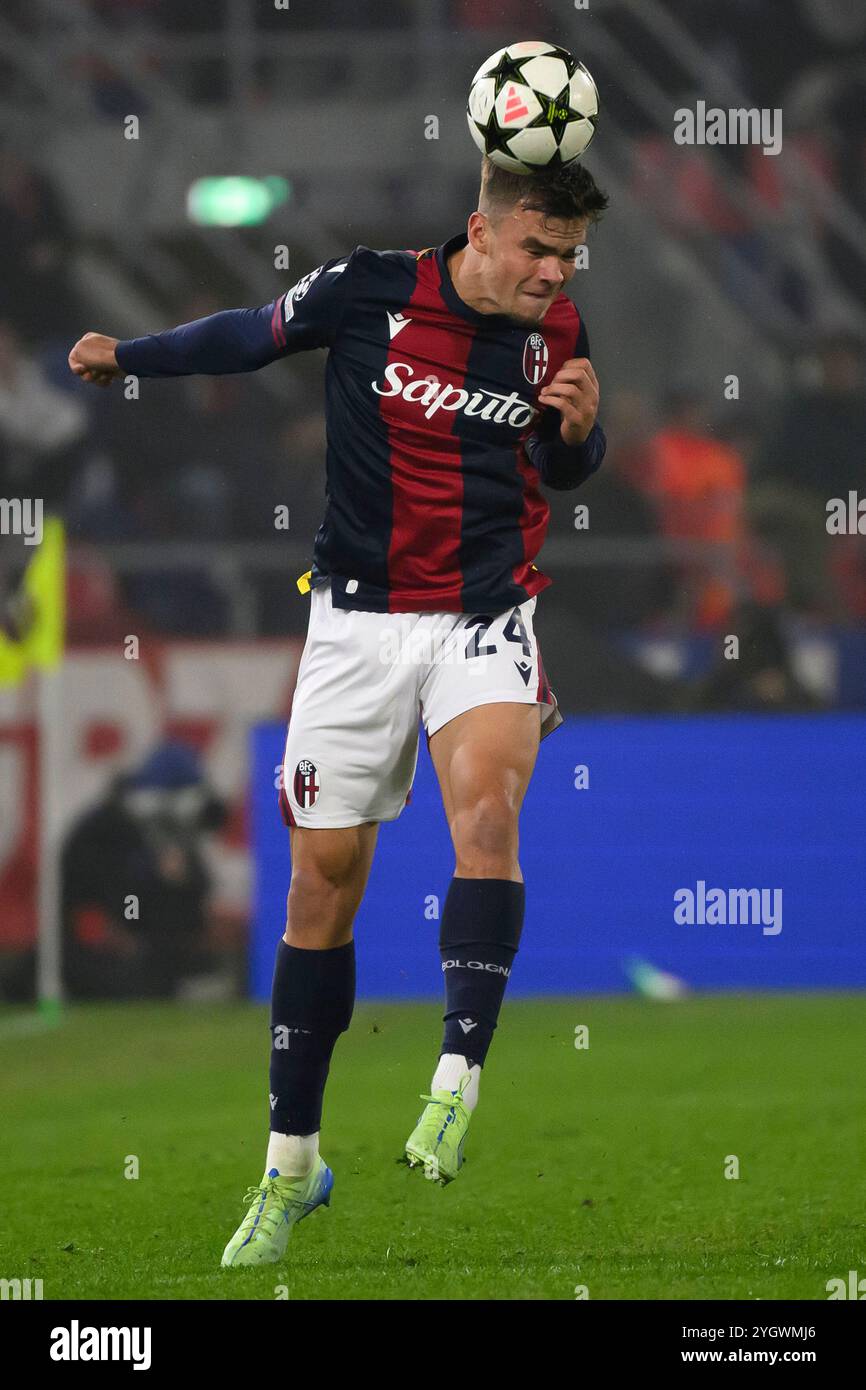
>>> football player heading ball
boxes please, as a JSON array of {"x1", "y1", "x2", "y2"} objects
[{"x1": 68, "y1": 41, "x2": 608, "y2": 1267}]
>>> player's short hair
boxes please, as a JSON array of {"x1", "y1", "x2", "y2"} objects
[{"x1": 478, "y1": 155, "x2": 609, "y2": 228}]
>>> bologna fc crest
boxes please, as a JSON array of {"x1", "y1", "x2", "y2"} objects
[
  {"x1": 523, "y1": 332, "x2": 548, "y2": 385},
  {"x1": 294, "y1": 759, "x2": 319, "y2": 809}
]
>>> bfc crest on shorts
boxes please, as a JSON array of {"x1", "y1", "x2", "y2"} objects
[
  {"x1": 523, "y1": 332, "x2": 549, "y2": 385},
  {"x1": 293, "y1": 759, "x2": 320, "y2": 808}
]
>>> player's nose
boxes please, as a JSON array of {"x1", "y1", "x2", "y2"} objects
[{"x1": 537, "y1": 257, "x2": 565, "y2": 287}]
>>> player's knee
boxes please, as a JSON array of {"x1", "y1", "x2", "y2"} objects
[
  {"x1": 285, "y1": 866, "x2": 355, "y2": 946},
  {"x1": 451, "y1": 793, "x2": 519, "y2": 869},
  {"x1": 288, "y1": 859, "x2": 357, "y2": 917},
  {"x1": 287, "y1": 828, "x2": 369, "y2": 931}
]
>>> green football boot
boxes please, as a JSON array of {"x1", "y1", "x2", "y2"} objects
[
  {"x1": 220, "y1": 1158, "x2": 333, "y2": 1268},
  {"x1": 404, "y1": 1078, "x2": 471, "y2": 1185}
]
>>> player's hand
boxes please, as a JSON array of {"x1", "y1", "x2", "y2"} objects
[
  {"x1": 68, "y1": 332, "x2": 123, "y2": 387},
  {"x1": 537, "y1": 357, "x2": 599, "y2": 446}
]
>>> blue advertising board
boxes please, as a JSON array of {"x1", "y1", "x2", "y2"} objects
[{"x1": 250, "y1": 715, "x2": 866, "y2": 999}]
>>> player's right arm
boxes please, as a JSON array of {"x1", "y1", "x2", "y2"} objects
[{"x1": 68, "y1": 252, "x2": 355, "y2": 385}]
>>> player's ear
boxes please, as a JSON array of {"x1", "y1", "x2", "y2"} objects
[{"x1": 467, "y1": 210, "x2": 489, "y2": 255}]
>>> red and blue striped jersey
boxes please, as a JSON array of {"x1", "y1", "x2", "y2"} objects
[{"x1": 115, "y1": 232, "x2": 606, "y2": 613}]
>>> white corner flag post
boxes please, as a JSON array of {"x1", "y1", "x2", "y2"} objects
[
  {"x1": 36, "y1": 656, "x2": 65, "y2": 1019},
  {"x1": 28, "y1": 518, "x2": 67, "y2": 1021}
]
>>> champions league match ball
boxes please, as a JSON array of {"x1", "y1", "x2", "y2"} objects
[{"x1": 466, "y1": 40, "x2": 599, "y2": 174}]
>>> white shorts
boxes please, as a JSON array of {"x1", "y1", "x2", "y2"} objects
[{"x1": 279, "y1": 580, "x2": 562, "y2": 829}]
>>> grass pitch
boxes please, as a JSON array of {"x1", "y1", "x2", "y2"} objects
[{"x1": 0, "y1": 993, "x2": 862, "y2": 1300}]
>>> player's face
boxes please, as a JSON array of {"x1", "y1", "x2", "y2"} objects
[{"x1": 491, "y1": 209, "x2": 588, "y2": 324}]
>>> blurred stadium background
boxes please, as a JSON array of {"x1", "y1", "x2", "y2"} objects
[
  {"x1": 2, "y1": 0, "x2": 866, "y2": 1306},
  {"x1": 1, "y1": 0, "x2": 865, "y2": 1006}
]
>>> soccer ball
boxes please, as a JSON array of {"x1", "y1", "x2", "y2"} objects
[{"x1": 466, "y1": 40, "x2": 599, "y2": 174}]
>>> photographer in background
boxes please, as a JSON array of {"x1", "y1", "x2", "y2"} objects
[{"x1": 61, "y1": 742, "x2": 226, "y2": 1000}]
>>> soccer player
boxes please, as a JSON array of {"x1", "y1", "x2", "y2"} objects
[{"x1": 68, "y1": 156, "x2": 608, "y2": 1267}]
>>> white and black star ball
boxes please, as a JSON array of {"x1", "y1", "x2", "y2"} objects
[{"x1": 467, "y1": 40, "x2": 599, "y2": 174}]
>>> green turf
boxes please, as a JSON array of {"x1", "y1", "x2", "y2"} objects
[{"x1": 0, "y1": 994, "x2": 863, "y2": 1300}]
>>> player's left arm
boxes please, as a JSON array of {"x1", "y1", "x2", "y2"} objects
[{"x1": 524, "y1": 319, "x2": 606, "y2": 490}]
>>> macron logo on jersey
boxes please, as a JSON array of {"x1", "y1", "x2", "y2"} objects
[
  {"x1": 386, "y1": 311, "x2": 412, "y2": 339},
  {"x1": 371, "y1": 361, "x2": 538, "y2": 429}
]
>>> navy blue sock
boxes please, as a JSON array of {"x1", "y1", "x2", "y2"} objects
[
  {"x1": 269, "y1": 939, "x2": 355, "y2": 1136},
  {"x1": 439, "y1": 877, "x2": 524, "y2": 1067}
]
